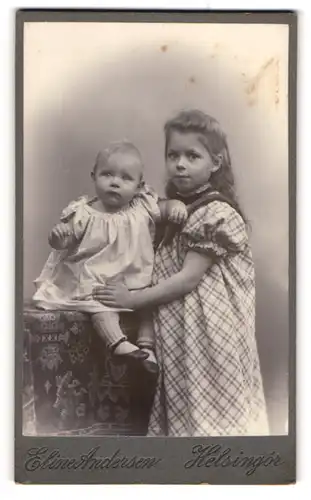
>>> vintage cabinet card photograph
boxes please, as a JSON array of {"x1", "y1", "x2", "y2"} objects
[{"x1": 15, "y1": 9, "x2": 296, "y2": 484}]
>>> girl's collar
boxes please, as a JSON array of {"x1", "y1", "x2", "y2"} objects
[{"x1": 175, "y1": 183, "x2": 214, "y2": 204}]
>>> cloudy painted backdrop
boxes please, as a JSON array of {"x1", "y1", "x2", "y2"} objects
[{"x1": 24, "y1": 22, "x2": 289, "y2": 434}]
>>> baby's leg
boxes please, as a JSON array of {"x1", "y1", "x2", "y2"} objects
[
  {"x1": 91, "y1": 311, "x2": 145, "y2": 357},
  {"x1": 137, "y1": 311, "x2": 157, "y2": 368}
]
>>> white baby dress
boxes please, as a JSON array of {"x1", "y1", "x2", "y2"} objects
[{"x1": 33, "y1": 185, "x2": 160, "y2": 313}]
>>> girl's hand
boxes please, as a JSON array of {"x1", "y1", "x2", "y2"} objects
[
  {"x1": 49, "y1": 223, "x2": 74, "y2": 249},
  {"x1": 166, "y1": 200, "x2": 188, "y2": 224},
  {"x1": 92, "y1": 282, "x2": 135, "y2": 309}
]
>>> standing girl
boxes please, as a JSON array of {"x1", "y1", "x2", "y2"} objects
[{"x1": 94, "y1": 110, "x2": 269, "y2": 437}]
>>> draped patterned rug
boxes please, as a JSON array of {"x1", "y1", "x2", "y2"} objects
[{"x1": 23, "y1": 307, "x2": 156, "y2": 436}]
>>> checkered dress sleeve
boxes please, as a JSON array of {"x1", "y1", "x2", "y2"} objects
[{"x1": 181, "y1": 201, "x2": 247, "y2": 257}]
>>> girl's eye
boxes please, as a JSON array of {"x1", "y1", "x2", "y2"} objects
[
  {"x1": 101, "y1": 172, "x2": 112, "y2": 177},
  {"x1": 187, "y1": 152, "x2": 200, "y2": 161},
  {"x1": 167, "y1": 152, "x2": 178, "y2": 160},
  {"x1": 122, "y1": 175, "x2": 132, "y2": 181}
]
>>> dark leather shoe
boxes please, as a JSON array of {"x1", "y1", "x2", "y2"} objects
[
  {"x1": 142, "y1": 359, "x2": 159, "y2": 375},
  {"x1": 113, "y1": 349, "x2": 148, "y2": 365}
]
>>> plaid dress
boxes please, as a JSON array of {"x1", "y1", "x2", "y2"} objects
[{"x1": 148, "y1": 200, "x2": 269, "y2": 437}]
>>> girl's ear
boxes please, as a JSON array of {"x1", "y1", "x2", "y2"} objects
[{"x1": 211, "y1": 153, "x2": 223, "y2": 172}]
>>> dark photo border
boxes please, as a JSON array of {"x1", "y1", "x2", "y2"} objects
[{"x1": 15, "y1": 9, "x2": 297, "y2": 485}]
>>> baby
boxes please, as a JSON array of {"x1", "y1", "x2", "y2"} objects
[{"x1": 33, "y1": 140, "x2": 187, "y2": 368}]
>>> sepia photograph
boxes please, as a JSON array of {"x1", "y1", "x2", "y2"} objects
[{"x1": 15, "y1": 9, "x2": 296, "y2": 484}]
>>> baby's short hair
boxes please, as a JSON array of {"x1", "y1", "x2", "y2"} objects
[{"x1": 93, "y1": 140, "x2": 143, "y2": 173}]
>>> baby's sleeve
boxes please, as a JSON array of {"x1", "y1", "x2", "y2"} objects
[
  {"x1": 181, "y1": 201, "x2": 248, "y2": 258},
  {"x1": 136, "y1": 184, "x2": 161, "y2": 222},
  {"x1": 59, "y1": 196, "x2": 90, "y2": 240}
]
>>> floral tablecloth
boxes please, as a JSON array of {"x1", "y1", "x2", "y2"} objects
[{"x1": 23, "y1": 307, "x2": 156, "y2": 436}]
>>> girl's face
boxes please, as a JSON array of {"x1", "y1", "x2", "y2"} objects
[
  {"x1": 92, "y1": 152, "x2": 142, "y2": 211},
  {"x1": 166, "y1": 130, "x2": 220, "y2": 193}
]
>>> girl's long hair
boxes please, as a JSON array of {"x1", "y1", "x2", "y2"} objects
[{"x1": 164, "y1": 109, "x2": 248, "y2": 224}]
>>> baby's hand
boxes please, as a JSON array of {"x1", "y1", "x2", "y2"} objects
[
  {"x1": 167, "y1": 200, "x2": 188, "y2": 225},
  {"x1": 49, "y1": 223, "x2": 74, "y2": 249}
]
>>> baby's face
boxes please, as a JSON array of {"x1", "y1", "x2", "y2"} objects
[{"x1": 93, "y1": 151, "x2": 143, "y2": 211}]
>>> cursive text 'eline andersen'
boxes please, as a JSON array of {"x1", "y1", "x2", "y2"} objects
[{"x1": 25, "y1": 447, "x2": 161, "y2": 472}]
